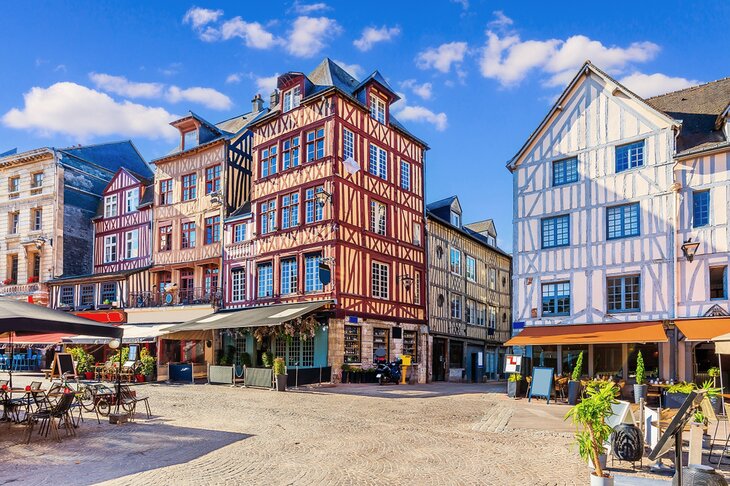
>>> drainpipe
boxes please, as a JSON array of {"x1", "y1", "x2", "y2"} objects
[{"x1": 669, "y1": 127, "x2": 682, "y2": 381}]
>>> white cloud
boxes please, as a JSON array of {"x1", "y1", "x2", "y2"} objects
[
  {"x1": 395, "y1": 105, "x2": 447, "y2": 131},
  {"x1": 287, "y1": 16, "x2": 341, "y2": 58},
  {"x1": 89, "y1": 73, "x2": 164, "y2": 99},
  {"x1": 620, "y1": 72, "x2": 700, "y2": 98},
  {"x1": 256, "y1": 74, "x2": 279, "y2": 95},
  {"x1": 333, "y1": 60, "x2": 364, "y2": 79},
  {"x1": 353, "y1": 25, "x2": 401, "y2": 52},
  {"x1": 225, "y1": 73, "x2": 242, "y2": 84},
  {"x1": 451, "y1": 0, "x2": 469, "y2": 10},
  {"x1": 2, "y1": 82, "x2": 178, "y2": 141},
  {"x1": 416, "y1": 42, "x2": 468, "y2": 73},
  {"x1": 219, "y1": 17, "x2": 280, "y2": 49},
  {"x1": 183, "y1": 7, "x2": 223, "y2": 29},
  {"x1": 166, "y1": 86, "x2": 232, "y2": 110},
  {"x1": 401, "y1": 79, "x2": 433, "y2": 100},
  {"x1": 478, "y1": 11, "x2": 661, "y2": 88},
  {"x1": 292, "y1": 1, "x2": 329, "y2": 14}
]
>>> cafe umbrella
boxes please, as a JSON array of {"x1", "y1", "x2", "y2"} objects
[{"x1": 0, "y1": 297, "x2": 123, "y2": 387}]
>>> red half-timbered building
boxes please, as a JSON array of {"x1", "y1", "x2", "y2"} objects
[{"x1": 237, "y1": 59, "x2": 428, "y2": 381}]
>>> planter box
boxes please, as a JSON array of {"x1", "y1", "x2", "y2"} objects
[
  {"x1": 507, "y1": 380, "x2": 521, "y2": 398},
  {"x1": 663, "y1": 392, "x2": 690, "y2": 409},
  {"x1": 568, "y1": 380, "x2": 581, "y2": 405}
]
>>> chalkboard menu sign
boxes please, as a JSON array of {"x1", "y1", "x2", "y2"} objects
[{"x1": 52, "y1": 353, "x2": 76, "y2": 378}]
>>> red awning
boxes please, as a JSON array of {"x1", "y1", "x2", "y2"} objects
[
  {"x1": 72, "y1": 310, "x2": 126, "y2": 324},
  {"x1": 505, "y1": 321, "x2": 668, "y2": 346},
  {"x1": 2, "y1": 332, "x2": 69, "y2": 344},
  {"x1": 675, "y1": 317, "x2": 730, "y2": 341}
]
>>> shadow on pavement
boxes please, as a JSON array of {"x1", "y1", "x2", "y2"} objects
[{"x1": 297, "y1": 381, "x2": 508, "y2": 399}]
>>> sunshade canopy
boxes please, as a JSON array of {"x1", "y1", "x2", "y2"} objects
[
  {"x1": 64, "y1": 324, "x2": 171, "y2": 344},
  {"x1": 3, "y1": 332, "x2": 69, "y2": 344},
  {"x1": 675, "y1": 317, "x2": 730, "y2": 342},
  {"x1": 712, "y1": 331, "x2": 730, "y2": 354},
  {"x1": 0, "y1": 297, "x2": 123, "y2": 338},
  {"x1": 505, "y1": 321, "x2": 668, "y2": 346},
  {"x1": 163, "y1": 300, "x2": 333, "y2": 334}
]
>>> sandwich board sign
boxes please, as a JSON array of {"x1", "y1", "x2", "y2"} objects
[{"x1": 504, "y1": 354, "x2": 522, "y2": 374}]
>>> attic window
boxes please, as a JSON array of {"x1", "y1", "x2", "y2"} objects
[
  {"x1": 369, "y1": 94, "x2": 386, "y2": 124},
  {"x1": 450, "y1": 210, "x2": 461, "y2": 228},
  {"x1": 486, "y1": 235, "x2": 496, "y2": 247},
  {"x1": 183, "y1": 129, "x2": 198, "y2": 150},
  {"x1": 283, "y1": 86, "x2": 301, "y2": 113}
]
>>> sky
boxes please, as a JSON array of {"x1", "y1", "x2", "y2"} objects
[{"x1": 1, "y1": 0, "x2": 729, "y2": 252}]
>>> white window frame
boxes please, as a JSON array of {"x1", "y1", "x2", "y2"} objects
[
  {"x1": 450, "y1": 294, "x2": 462, "y2": 320},
  {"x1": 368, "y1": 143, "x2": 388, "y2": 180},
  {"x1": 370, "y1": 201, "x2": 387, "y2": 236},
  {"x1": 413, "y1": 222, "x2": 422, "y2": 246},
  {"x1": 450, "y1": 210, "x2": 461, "y2": 227},
  {"x1": 233, "y1": 223, "x2": 246, "y2": 243},
  {"x1": 104, "y1": 194, "x2": 118, "y2": 218},
  {"x1": 369, "y1": 95, "x2": 386, "y2": 124},
  {"x1": 231, "y1": 269, "x2": 246, "y2": 302},
  {"x1": 343, "y1": 128, "x2": 354, "y2": 159},
  {"x1": 283, "y1": 86, "x2": 301, "y2": 113},
  {"x1": 124, "y1": 229, "x2": 139, "y2": 259},
  {"x1": 400, "y1": 160, "x2": 411, "y2": 190},
  {"x1": 489, "y1": 267, "x2": 497, "y2": 290},
  {"x1": 372, "y1": 261, "x2": 389, "y2": 299},
  {"x1": 103, "y1": 235, "x2": 117, "y2": 263},
  {"x1": 125, "y1": 187, "x2": 140, "y2": 213},
  {"x1": 466, "y1": 255, "x2": 476, "y2": 281},
  {"x1": 450, "y1": 248, "x2": 461, "y2": 274}
]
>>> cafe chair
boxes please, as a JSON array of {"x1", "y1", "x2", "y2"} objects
[
  {"x1": 119, "y1": 384, "x2": 152, "y2": 419},
  {"x1": 24, "y1": 392, "x2": 75, "y2": 443}
]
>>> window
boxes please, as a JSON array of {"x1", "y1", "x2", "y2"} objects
[
  {"x1": 450, "y1": 294, "x2": 462, "y2": 320},
  {"x1": 9, "y1": 212, "x2": 19, "y2": 234},
  {"x1": 542, "y1": 281, "x2": 571, "y2": 316},
  {"x1": 31, "y1": 253, "x2": 40, "y2": 279},
  {"x1": 607, "y1": 203, "x2": 640, "y2": 239},
  {"x1": 183, "y1": 129, "x2": 198, "y2": 150},
  {"x1": 281, "y1": 193, "x2": 300, "y2": 229},
  {"x1": 489, "y1": 268, "x2": 497, "y2": 290},
  {"x1": 203, "y1": 266, "x2": 218, "y2": 293},
  {"x1": 693, "y1": 190, "x2": 710, "y2": 228},
  {"x1": 344, "y1": 325, "x2": 361, "y2": 363},
  {"x1": 306, "y1": 128, "x2": 325, "y2": 162},
  {"x1": 402, "y1": 330, "x2": 418, "y2": 362},
  {"x1": 450, "y1": 210, "x2": 461, "y2": 227},
  {"x1": 159, "y1": 179, "x2": 173, "y2": 205},
  {"x1": 280, "y1": 257, "x2": 298, "y2": 295},
  {"x1": 372, "y1": 261, "x2": 389, "y2": 299},
  {"x1": 414, "y1": 272, "x2": 421, "y2": 305},
  {"x1": 542, "y1": 215, "x2": 570, "y2": 248},
  {"x1": 257, "y1": 262, "x2": 273, "y2": 298},
  {"x1": 488, "y1": 306, "x2": 497, "y2": 329},
  {"x1": 125, "y1": 188, "x2": 139, "y2": 213},
  {"x1": 305, "y1": 253, "x2": 323, "y2": 293},
  {"x1": 233, "y1": 223, "x2": 246, "y2": 243},
  {"x1": 159, "y1": 225, "x2": 172, "y2": 251},
  {"x1": 124, "y1": 230, "x2": 139, "y2": 259},
  {"x1": 282, "y1": 85, "x2": 301, "y2": 112},
  {"x1": 80, "y1": 285, "x2": 95, "y2": 306},
  {"x1": 413, "y1": 223, "x2": 422, "y2": 246},
  {"x1": 373, "y1": 328, "x2": 389, "y2": 363},
  {"x1": 8, "y1": 254, "x2": 18, "y2": 284},
  {"x1": 450, "y1": 248, "x2": 461, "y2": 274},
  {"x1": 370, "y1": 201, "x2": 387, "y2": 235},
  {"x1": 31, "y1": 172, "x2": 43, "y2": 194},
  {"x1": 465, "y1": 300, "x2": 476, "y2": 324},
  {"x1": 486, "y1": 235, "x2": 496, "y2": 247},
  {"x1": 231, "y1": 269, "x2": 246, "y2": 302},
  {"x1": 182, "y1": 173, "x2": 197, "y2": 201},
  {"x1": 60, "y1": 286, "x2": 74, "y2": 307},
  {"x1": 260, "y1": 199, "x2": 276, "y2": 234},
  {"x1": 8, "y1": 176, "x2": 19, "y2": 198},
  {"x1": 477, "y1": 304, "x2": 486, "y2": 326},
  {"x1": 710, "y1": 266, "x2": 727, "y2": 300},
  {"x1": 615, "y1": 140, "x2": 644, "y2": 172},
  {"x1": 103, "y1": 235, "x2": 117, "y2": 263},
  {"x1": 368, "y1": 144, "x2": 387, "y2": 179},
  {"x1": 553, "y1": 157, "x2": 579, "y2": 186},
  {"x1": 101, "y1": 282, "x2": 116, "y2": 303},
  {"x1": 204, "y1": 216, "x2": 221, "y2": 244},
  {"x1": 607, "y1": 275, "x2": 640, "y2": 312},
  {"x1": 205, "y1": 166, "x2": 221, "y2": 195},
  {"x1": 343, "y1": 129, "x2": 354, "y2": 159},
  {"x1": 104, "y1": 194, "x2": 118, "y2": 218},
  {"x1": 400, "y1": 161, "x2": 411, "y2": 190},
  {"x1": 305, "y1": 186, "x2": 324, "y2": 224},
  {"x1": 282, "y1": 136, "x2": 300, "y2": 170},
  {"x1": 466, "y1": 256, "x2": 476, "y2": 281},
  {"x1": 181, "y1": 222, "x2": 196, "y2": 248},
  {"x1": 369, "y1": 95, "x2": 386, "y2": 124},
  {"x1": 260, "y1": 145, "x2": 277, "y2": 178}
]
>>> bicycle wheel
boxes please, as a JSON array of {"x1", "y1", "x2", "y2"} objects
[
  {"x1": 79, "y1": 386, "x2": 95, "y2": 412},
  {"x1": 97, "y1": 398, "x2": 111, "y2": 417}
]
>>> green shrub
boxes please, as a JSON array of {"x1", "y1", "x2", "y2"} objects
[
  {"x1": 571, "y1": 352, "x2": 584, "y2": 382},
  {"x1": 262, "y1": 351, "x2": 274, "y2": 368},
  {"x1": 139, "y1": 348, "x2": 156, "y2": 376},
  {"x1": 68, "y1": 346, "x2": 94, "y2": 374},
  {"x1": 635, "y1": 351, "x2": 645, "y2": 385},
  {"x1": 508, "y1": 373, "x2": 522, "y2": 382},
  {"x1": 273, "y1": 357, "x2": 286, "y2": 376},
  {"x1": 666, "y1": 381, "x2": 696, "y2": 394},
  {"x1": 700, "y1": 379, "x2": 722, "y2": 399},
  {"x1": 709, "y1": 367, "x2": 721, "y2": 378},
  {"x1": 238, "y1": 352, "x2": 252, "y2": 367}
]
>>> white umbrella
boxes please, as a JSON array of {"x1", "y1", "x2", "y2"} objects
[{"x1": 711, "y1": 332, "x2": 730, "y2": 415}]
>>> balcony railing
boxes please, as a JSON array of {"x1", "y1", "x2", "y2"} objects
[
  {"x1": 226, "y1": 241, "x2": 254, "y2": 260},
  {"x1": 128, "y1": 287, "x2": 221, "y2": 308},
  {"x1": 0, "y1": 282, "x2": 47, "y2": 296}
]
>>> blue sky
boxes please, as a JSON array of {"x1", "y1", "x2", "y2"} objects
[{"x1": 1, "y1": 0, "x2": 729, "y2": 251}]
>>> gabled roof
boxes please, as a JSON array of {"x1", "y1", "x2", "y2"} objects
[
  {"x1": 353, "y1": 70, "x2": 400, "y2": 101},
  {"x1": 426, "y1": 195, "x2": 460, "y2": 213},
  {"x1": 465, "y1": 219, "x2": 496, "y2": 238},
  {"x1": 59, "y1": 140, "x2": 151, "y2": 178},
  {"x1": 226, "y1": 201, "x2": 252, "y2": 221},
  {"x1": 507, "y1": 61, "x2": 679, "y2": 172}
]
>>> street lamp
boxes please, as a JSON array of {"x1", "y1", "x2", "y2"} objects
[
  {"x1": 33, "y1": 236, "x2": 47, "y2": 250},
  {"x1": 397, "y1": 274, "x2": 414, "y2": 291},
  {"x1": 681, "y1": 238, "x2": 701, "y2": 262}
]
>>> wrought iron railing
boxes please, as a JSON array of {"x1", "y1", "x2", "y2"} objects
[{"x1": 128, "y1": 287, "x2": 221, "y2": 308}]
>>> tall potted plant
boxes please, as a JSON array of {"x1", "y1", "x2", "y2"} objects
[
  {"x1": 507, "y1": 373, "x2": 522, "y2": 398},
  {"x1": 633, "y1": 351, "x2": 647, "y2": 404},
  {"x1": 273, "y1": 357, "x2": 287, "y2": 391},
  {"x1": 565, "y1": 382, "x2": 618, "y2": 485},
  {"x1": 568, "y1": 351, "x2": 584, "y2": 405}
]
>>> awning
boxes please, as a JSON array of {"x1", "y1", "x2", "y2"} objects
[
  {"x1": 162, "y1": 300, "x2": 334, "y2": 334},
  {"x1": 1, "y1": 333, "x2": 68, "y2": 345},
  {"x1": 505, "y1": 321, "x2": 668, "y2": 346},
  {"x1": 63, "y1": 324, "x2": 172, "y2": 345},
  {"x1": 675, "y1": 317, "x2": 730, "y2": 342}
]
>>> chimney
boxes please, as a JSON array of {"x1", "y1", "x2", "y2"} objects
[
  {"x1": 270, "y1": 90, "x2": 279, "y2": 108},
  {"x1": 252, "y1": 94, "x2": 263, "y2": 113}
]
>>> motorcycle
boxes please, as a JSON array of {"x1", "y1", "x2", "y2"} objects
[{"x1": 375, "y1": 358, "x2": 402, "y2": 385}]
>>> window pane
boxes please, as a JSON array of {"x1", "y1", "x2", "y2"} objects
[
  {"x1": 553, "y1": 157, "x2": 578, "y2": 186},
  {"x1": 542, "y1": 215, "x2": 569, "y2": 248},
  {"x1": 693, "y1": 190, "x2": 710, "y2": 227},
  {"x1": 615, "y1": 140, "x2": 644, "y2": 172}
]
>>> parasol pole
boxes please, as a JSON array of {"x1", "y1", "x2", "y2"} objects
[
  {"x1": 719, "y1": 350, "x2": 725, "y2": 416},
  {"x1": 8, "y1": 331, "x2": 13, "y2": 389}
]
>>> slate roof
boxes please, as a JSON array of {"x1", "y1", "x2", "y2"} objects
[
  {"x1": 226, "y1": 201, "x2": 253, "y2": 221},
  {"x1": 59, "y1": 140, "x2": 151, "y2": 178},
  {"x1": 646, "y1": 77, "x2": 730, "y2": 155}
]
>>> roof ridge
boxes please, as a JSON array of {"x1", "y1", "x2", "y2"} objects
[{"x1": 646, "y1": 76, "x2": 730, "y2": 101}]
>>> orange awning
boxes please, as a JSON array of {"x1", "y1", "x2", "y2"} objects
[
  {"x1": 505, "y1": 321, "x2": 668, "y2": 346},
  {"x1": 675, "y1": 317, "x2": 730, "y2": 341}
]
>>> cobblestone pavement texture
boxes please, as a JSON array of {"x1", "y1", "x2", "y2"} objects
[{"x1": 1, "y1": 377, "x2": 667, "y2": 485}]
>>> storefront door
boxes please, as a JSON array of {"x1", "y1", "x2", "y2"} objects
[{"x1": 432, "y1": 338, "x2": 447, "y2": 381}]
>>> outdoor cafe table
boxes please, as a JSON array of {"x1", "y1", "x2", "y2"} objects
[{"x1": 0, "y1": 388, "x2": 46, "y2": 422}]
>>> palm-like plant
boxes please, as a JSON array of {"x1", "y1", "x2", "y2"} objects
[
  {"x1": 635, "y1": 351, "x2": 645, "y2": 385},
  {"x1": 571, "y1": 351, "x2": 584, "y2": 381}
]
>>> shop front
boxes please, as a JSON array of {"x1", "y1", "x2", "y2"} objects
[{"x1": 675, "y1": 317, "x2": 730, "y2": 386}]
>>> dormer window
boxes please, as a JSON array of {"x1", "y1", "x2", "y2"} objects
[
  {"x1": 283, "y1": 86, "x2": 301, "y2": 113},
  {"x1": 183, "y1": 129, "x2": 199, "y2": 151},
  {"x1": 450, "y1": 210, "x2": 461, "y2": 227},
  {"x1": 369, "y1": 95, "x2": 386, "y2": 124}
]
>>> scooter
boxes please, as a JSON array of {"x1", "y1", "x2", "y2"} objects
[{"x1": 375, "y1": 358, "x2": 402, "y2": 385}]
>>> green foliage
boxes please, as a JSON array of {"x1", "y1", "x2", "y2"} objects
[
  {"x1": 635, "y1": 351, "x2": 645, "y2": 385},
  {"x1": 708, "y1": 367, "x2": 721, "y2": 378},
  {"x1": 571, "y1": 351, "x2": 584, "y2": 382},
  {"x1": 341, "y1": 363, "x2": 351, "y2": 372},
  {"x1": 108, "y1": 346, "x2": 130, "y2": 366},
  {"x1": 508, "y1": 373, "x2": 522, "y2": 382},
  {"x1": 139, "y1": 348, "x2": 156, "y2": 376},
  {"x1": 693, "y1": 411, "x2": 707, "y2": 424},
  {"x1": 565, "y1": 382, "x2": 618, "y2": 478},
  {"x1": 262, "y1": 351, "x2": 274, "y2": 368},
  {"x1": 700, "y1": 379, "x2": 722, "y2": 399},
  {"x1": 238, "y1": 352, "x2": 252, "y2": 367},
  {"x1": 273, "y1": 357, "x2": 286, "y2": 376},
  {"x1": 68, "y1": 346, "x2": 93, "y2": 374},
  {"x1": 666, "y1": 381, "x2": 696, "y2": 394}
]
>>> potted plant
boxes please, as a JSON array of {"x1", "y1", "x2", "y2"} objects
[
  {"x1": 700, "y1": 379, "x2": 723, "y2": 415},
  {"x1": 273, "y1": 357, "x2": 287, "y2": 391},
  {"x1": 3, "y1": 278, "x2": 14, "y2": 286},
  {"x1": 709, "y1": 366, "x2": 721, "y2": 387},
  {"x1": 69, "y1": 346, "x2": 94, "y2": 380},
  {"x1": 633, "y1": 351, "x2": 647, "y2": 404},
  {"x1": 568, "y1": 351, "x2": 584, "y2": 405},
  {"x1": 27, "y1": 276, "x2": 38, "y2": 283},
  {"x1": 664, "y1": 381, "x2": 696, "y2": 408},
  {"x1": 341, "y1": 363, "x2": 351, "y2": 383},
  {"x1": 140, "y1": 349, "x2": 156, "y2": 382},
  {"x1": 565, "y1": 382, "x2": 618, "y2": 485},
  {"x1": 507, "y1": 373, "x2": 522, "y2": 398},
  {"x1": 98, "y1": 299, "x2": 113, "y2": 310},
  {"x1": 262, "y1": 351, "x2": 274, "y2": 368}
]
